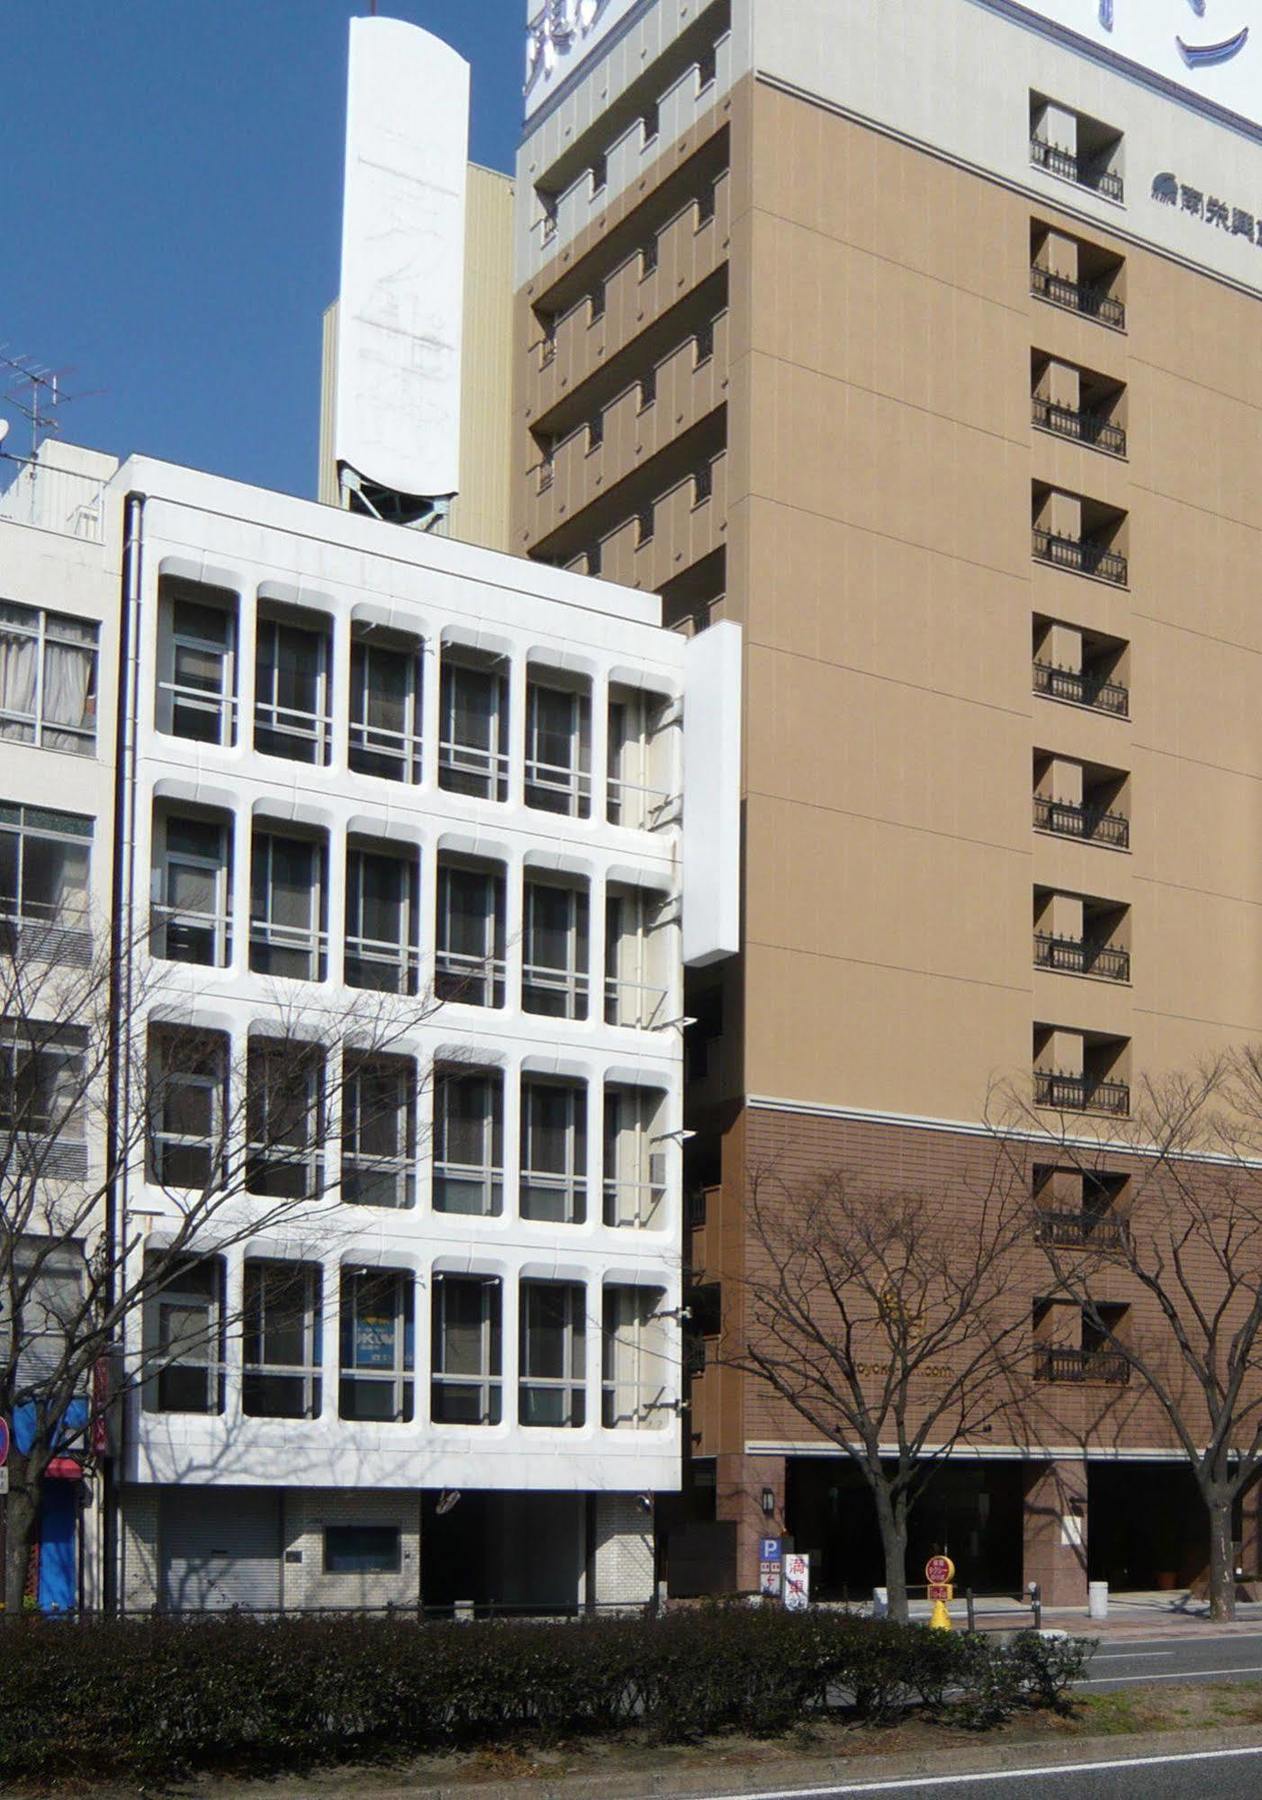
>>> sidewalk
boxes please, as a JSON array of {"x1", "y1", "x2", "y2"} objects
[{"x1": 907, "y1": 1588, "x2": 1262, "y2": 1639}]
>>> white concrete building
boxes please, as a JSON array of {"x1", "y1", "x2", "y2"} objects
[{"x1": 90, "y1": 454, "x2": 738, "y2": 1613}]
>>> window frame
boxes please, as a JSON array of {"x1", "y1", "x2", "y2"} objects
[
  {"x1": 253, "y1": 613, "x2": 332, "y2": 765},
  {"x1": 520, "y1": 1077, "x2": 588, "y2": 1225},
  {"x1": 348, "y1": 632, "x2": 423, "y2": 784},
  {"x1": 242, "y1": 1259, "x2": 323, "y2": 1419},
  {"x1": 339, "y1": 1268, "x2": 415, "y2": 1423},
  {"x1": 432, "y1": 1066, "x2": 504, "y2": 1217},
  {"x1": 431, "y1": 1273, "x2": 503, "y2": 1426},
  {"x1": 519, "y1": 1279, "x2": 587, "y2": 1429},
  {"x1": 0, "y1": 600, "x2": 99, "y2": 756},
  {"x1": 523, "y1": 878, "x2": 590, "y2": 1020},
  {"x1": 344, "y1": 845, "x2": 420, "y2": 995},
  {"x1": 249, "y1": 829, "x2": 328, "y2": 981}
]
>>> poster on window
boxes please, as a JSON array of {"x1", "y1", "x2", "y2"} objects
[{"x1": 355, "y1": 1311, "x2": 395, "y2": 1369}]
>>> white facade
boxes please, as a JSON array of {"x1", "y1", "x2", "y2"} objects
[{"x1": 93, "y1": 455, "x2": 738, "y2": 1607}]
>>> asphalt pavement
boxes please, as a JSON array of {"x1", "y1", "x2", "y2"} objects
[
  {"x1": 700, "y1": 1743, "x2": 1262, "y2": 1798},
  {"x1": 1076, "y1": 1627, "x2": 1262, "y2": 1690}
]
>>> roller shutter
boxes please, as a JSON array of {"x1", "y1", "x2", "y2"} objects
[{"x1": 160, "y1": 1487, "x2": 282, "y2": 1612}]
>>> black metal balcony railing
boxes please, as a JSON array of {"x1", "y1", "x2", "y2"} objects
[
  {"x1": 1035, "y1": 1208, "x2": 1129, "y2": 1250},
  {"x1": 1033, "y1": 660, "x2": 1129, "y2": 717},
  {"x1": 1031, "y1": 394, "x2": 1127, "y2": 457},
  {"x1": 1033, "y1": 793, "x2": 1130, "y2": 850},
  {"x1": 1032, "y1": 527, "x2": 1128, "y2": 586},
  {"x1": 1030, "y1": 263, "x2": 1127, "y2": 330},
  {"x1": 1036, "y1": 1346, "x2": 1130, "y2": 1384},
  {"x1": 1030, "y1": 136, "x2": 1126, "y2": 203},
  {"x1": 1034, "y1": 932, "x2": 1130, "y2": 982},
  {"x1": 1034, "y1": 1068, "x2": 1131, "y2": 1116}
]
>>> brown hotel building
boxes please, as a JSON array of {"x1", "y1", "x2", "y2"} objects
[{"x1": 511, "y1": 0, "x2": 1262, "y2": 1601}]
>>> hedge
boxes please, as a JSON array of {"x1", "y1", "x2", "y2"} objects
[{"x1": 0, "y1": 1608, "x2": 1093, "y2": 1782}]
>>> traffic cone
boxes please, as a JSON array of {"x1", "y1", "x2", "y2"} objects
[{"x1": 929, "y1": 1599, "x2": 953, "y2": 1631}]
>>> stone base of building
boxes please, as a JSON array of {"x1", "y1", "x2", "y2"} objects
[{"x1": 118, "y1": 1486, "x2": 654, "y2": 1614}]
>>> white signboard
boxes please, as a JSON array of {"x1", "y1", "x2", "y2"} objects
[
  {"x1": 1011, "y1": 1, "x2": 1262, "y2": 128},
  {"x1": 784, "y1": 1552, "x2": 811, "y2": 1611},
  {"x1": 335, "y1": 18, "x2": 469, "y2": 502}
]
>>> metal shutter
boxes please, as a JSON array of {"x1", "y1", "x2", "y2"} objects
[{"x1": 160, "y1": 1487, "x2": 282, "y2": 1612}]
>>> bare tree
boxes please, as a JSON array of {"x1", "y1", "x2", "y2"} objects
[
  {"x1": 720, "y1": 1156, "x2": 1031, "y2": 1623},
  {"x1": 1017, "y1": 1053, "x2": 1262, "y2": 1622},
  {"x1": 0, "y1": 924, "x2": 439, "y2": 1618}
]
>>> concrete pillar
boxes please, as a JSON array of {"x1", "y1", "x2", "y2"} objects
[
  {"x1": 717, "y1": 1452, "x2": 784, "y2": 1593},
  {"x1": 1023, "y1": 1459, "x2": 1089, "y2": 1608}
]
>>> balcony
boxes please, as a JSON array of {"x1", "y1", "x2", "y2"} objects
[
  {"x1": 1035, "y1": 1209, "x2": 1128, "y2": 1250},
  {"x1": 1030, "y1": 264, "x2": 1126, "y2": 330},
  {"x1": 1033, "y1": 795, "x2": 1130, "y2": 850},
  {"x1": 1031, "y1": 395, "x2": 1126, "y2": 457},
  {"x1": 1036, "y1": 1346, "x2": 1130, "y2": 1384},
  {"x1": 1032, "y1": 527, "x2": 1127, "y2": 586},
  {"x1": 1034, "y1": 1068, "x2": 1130, "y2": 1116},
  {"x1": 1030, "y1": 136, "x2": 1125, "y2": 203},
  {"x1": 1034, "y1": 932, "x2": 1130, "y2": 981},
  {"x1": 1033, "y1": 661, "x2": 1128, "y2": 717}
]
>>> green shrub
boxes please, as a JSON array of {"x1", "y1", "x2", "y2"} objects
[{"x1": 0, "y1": 1608, "x2": 1094, "y2": 1782}]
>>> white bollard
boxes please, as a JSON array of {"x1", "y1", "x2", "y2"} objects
[
  {"x1": 872, "y1": 1587, "x2": 889, "y2": 1619},
  {"x1": 1088, "y1": 1581, "x2": 1109, "y2": 1621}
]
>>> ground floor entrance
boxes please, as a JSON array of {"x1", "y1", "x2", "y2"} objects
[
  {"x1": 120, "y1": 1486, "x2": 654, "y2": 1615},
  {"x1": 700, "y1": 1451, "x2": 1220, "y2": 1606}
]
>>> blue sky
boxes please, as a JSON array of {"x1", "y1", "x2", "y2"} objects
[{"x1": 2, "y1": 1, "x2": 522, "y2": 498}]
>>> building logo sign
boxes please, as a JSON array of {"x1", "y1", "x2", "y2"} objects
[
  {"x1": 525, "y1": 0, "x2": 611, "y2": 93},
  {"x1": 1152, "y1": 168, "x2": 1262, "y2": 244},
  {"x1": 1099, "y1": 1, "x2": 1250, "y2": 69}
]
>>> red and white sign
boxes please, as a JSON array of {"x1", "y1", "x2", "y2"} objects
[
  {"x1": 925, "y1": 1554, "x2": 954, "y2": 1586},
  {"x1": 928, "y1": 1582, "x2": 951, "y2": 1602}
]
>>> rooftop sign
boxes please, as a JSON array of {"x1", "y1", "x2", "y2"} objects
[{"x1": 1012, "y1": 1, "x2": 1262, "y2": 127}]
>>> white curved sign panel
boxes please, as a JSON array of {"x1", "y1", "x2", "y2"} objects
[
  {"x1": 336, "y1": 18, "x2": 469, "y2": 500},
  {"x1": 1012, "y1": 1, "x2": 1262, "y2": 128}
]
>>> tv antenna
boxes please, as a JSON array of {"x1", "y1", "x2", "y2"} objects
[{"x1": 0, "y1": 349, "x2": 104, "y2": 459}]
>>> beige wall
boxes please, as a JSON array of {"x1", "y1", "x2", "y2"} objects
[{"x1": 730, "y1": 81, "x2": 1262, "y2": 1124}]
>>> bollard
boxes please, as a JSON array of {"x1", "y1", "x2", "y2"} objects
[
  {"x1": 928, "y1": 1599, "x2": 953, "y2": 1631},
  {"x1": 1088, "y1": 1580, "x2": 1109, "y2": 1622},
  {"x1": 1028, "y1": 1581, "x2": 1042, "y2": 1631}
]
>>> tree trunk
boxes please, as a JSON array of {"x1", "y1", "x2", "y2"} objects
[
  {"x1": 1207, "y1": 1489, "x2": 1236, "y2": 1623},
  {"x1": 874, "y1": 1481, "x2": 910, "y2": 1624},
  {"x1": 2, "y1": 1455, "x2": 39, "y2": 1622}
]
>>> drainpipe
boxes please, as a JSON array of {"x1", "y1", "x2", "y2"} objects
[{"x1": 103, "y1": 490, "x2": 145, "y2": 1614}]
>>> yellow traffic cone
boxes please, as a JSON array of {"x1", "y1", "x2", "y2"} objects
[{"x1": 928, "y1": 1599, "x2": 953, "y2": 1631}]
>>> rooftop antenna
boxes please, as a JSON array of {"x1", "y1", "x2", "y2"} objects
[{"x1": 0, "y1": 349, "x2": 104, "y2": 459}]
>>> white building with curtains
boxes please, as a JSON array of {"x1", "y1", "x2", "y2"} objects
[{"x1": 95, "y1": 452, "x2": 739, "y2": 1614}]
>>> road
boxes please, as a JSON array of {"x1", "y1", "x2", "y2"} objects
[
  {"x1": 1075, "y1": 1628, "x2": 1262, "y2": 1691},
  {"x1": 702, "y1": 1745, "x2": 1262, "y2": 1797}
]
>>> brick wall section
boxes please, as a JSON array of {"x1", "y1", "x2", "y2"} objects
[
  {"x1": 120, "y1": 1487, "x2": 160, "y2": 1612},
  {"x1": 1022, "y1": 1458, "x2": 1089, "y2": 1606},
  {"x1": 592, "y1": 1494, "x2": 654, "y2": 1605},
  {"x1": 282, "y1": 1489, "x2": 421, "y2": 1612}
]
